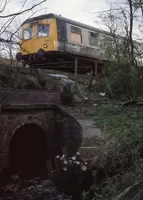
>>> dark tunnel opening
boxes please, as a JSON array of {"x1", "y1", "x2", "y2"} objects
[{"x1": 9, "y1": 124, "x2": 47, "y2": 177}]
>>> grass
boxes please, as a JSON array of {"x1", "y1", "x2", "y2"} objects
[
  {"x1": 88, "y1": 104, "x2": 143, "y2": 200},
  {"x1": 82, "y1": 137, "x2": 104, "y2": 147},
  {"x1": 88, "y1": 104, "x2": 143, "y2": 145}
]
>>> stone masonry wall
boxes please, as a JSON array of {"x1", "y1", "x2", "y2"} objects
[
  {"x1": 0, "y1": 105, "x2": 82, "y2": 172},
  {"x1": 0, "y1": 89, "x2": 60, "y2": 105}
]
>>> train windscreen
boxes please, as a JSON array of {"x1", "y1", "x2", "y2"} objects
[
  {"x1": 37, "y1": 24, "x2": 50, "y2": 37},
  {"x1": 23, "y1": 27, "x2": 32, "y2": 40}
]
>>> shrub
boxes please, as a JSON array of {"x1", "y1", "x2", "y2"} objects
[{"x1": 88, "y1": 105, "x2": 143, "y2": 199}]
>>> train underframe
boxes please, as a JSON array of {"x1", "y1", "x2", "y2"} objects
[{"x1": 16, "y1": 50, "x2": 104, "y2": 74}]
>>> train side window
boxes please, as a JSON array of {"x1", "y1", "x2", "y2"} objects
[
  {"x1": 23, "y1": 27, "x2": 32, "y2": 40},
  {"x1": 71, "y1": 26, "x2": 82, "y2": 43},
  {"x1": 37, "y1": 24, "x2": 49, "y2": 37},
  {"x1": 89, "y1": 31, "x2": 99, "y2": 46}
]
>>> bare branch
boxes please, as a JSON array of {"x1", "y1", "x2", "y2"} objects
[
  {"x1": 9, "y1": 7, "x2": 47, "y2": 42},
  {"x1": 0, "y1": 0, "x2": 11, "y2": 14},
  {"x1": 0, "y1": 0, "x2": 47, "y2": 18}
]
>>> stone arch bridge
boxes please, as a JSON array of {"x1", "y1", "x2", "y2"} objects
[{"x1": 0, "y1": 89, "x2": 82, "y2": 176}]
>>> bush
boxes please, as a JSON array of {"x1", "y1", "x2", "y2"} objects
[
  {"x1": 88, "y1": 105, "x2": 143, "y2": 199},
  {"x1": 103, "y1": 62, "x2": 140, "y2": 100}
]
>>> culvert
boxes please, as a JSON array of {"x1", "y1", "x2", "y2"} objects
[{"x1": 9, "y1": 123, "x2": 47, "y2": 176}]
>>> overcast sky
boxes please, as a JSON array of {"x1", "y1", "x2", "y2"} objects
[
  {"x1": 43, "y1": 0, "x2": 109, "y2": 26},
  {"x1": 5, "y1": 0, "x2": 109, "y2": 29},
  {"x1": 2, "y1": 0, "x2": 143, "y2": 39}
]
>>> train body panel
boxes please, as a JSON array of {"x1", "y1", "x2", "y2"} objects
[
  {"x1": 64, "y1": 22, "x2": 102, "y2": 59},
  {"x1": 56, "y1": 19, "x2": 67, "y2": 52},
  {"x1": 20, "y1": 18, "x2": 58, "y2": 56},
  {"x1": 16, "y1": 13, "x2": 109, "y2": 68}
]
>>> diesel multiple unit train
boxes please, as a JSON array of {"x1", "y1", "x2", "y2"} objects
[{"x1": 16, "y1": 13, "x2": 109, "y2": 70}]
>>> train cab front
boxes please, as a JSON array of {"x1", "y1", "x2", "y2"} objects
[{"x1": 16, "y1": 16, "x2": 58, "y2": 65}]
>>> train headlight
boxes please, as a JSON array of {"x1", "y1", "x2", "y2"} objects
[
  {"x1": 22, "y1": 48, "x2": 25, "y2": 52},
  {"x1": 44, "y1": 44, "x2": 47, "y2": 48}
]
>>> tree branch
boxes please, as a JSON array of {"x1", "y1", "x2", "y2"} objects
[{"x1": 0, "y1": 0, "x2": 46, "y2": 18}]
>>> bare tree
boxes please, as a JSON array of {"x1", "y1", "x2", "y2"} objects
[
  {"x1": 98, "y1": 0, "x2": 143, "y2": 62},
  {"x1": 133, "y1": 0, "x2": 143, "y2": 17},
  {"x1": 127, "y1": 0, "x2": 134, "y2": 61},
  {"x1": 96, "y1": 0, "x2": 143, "y2": 99}
]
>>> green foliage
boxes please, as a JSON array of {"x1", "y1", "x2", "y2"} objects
[
  {"x1": 9, "y1": 72, "x2": 42, "y2": 89},
  {"x1": 88, "y1": 105, "x2": 143, "y2": 199},
  {"x1": 98, "y1": 6, "x2": 142, "y2": 100},
  {"x1": 71, "y1": 83, "x2": 86, "y2": 98},
  {"x1": 102, "y1": 61, "x2": 140, "y2": 100},
  {"x1": 0, "y1": 68, "x2": 66, "y2": 90},
  {"x1": 89, "y1": 105, "x2": 143, "y2": 145},
  {"x1": 99, "y1": 159, "x2": 143, "y2": 200}
]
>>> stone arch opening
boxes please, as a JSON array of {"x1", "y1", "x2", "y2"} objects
[{"x1": 9, "y1": 123, "x2": 47, "y2": 177}]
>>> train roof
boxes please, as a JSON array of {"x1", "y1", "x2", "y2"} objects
[{"x1": 22, "y1": 13, "x2": 110, "y2": 36}]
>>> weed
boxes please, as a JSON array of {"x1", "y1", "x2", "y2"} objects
[{"x1": 88, "y1": 104, "x2": 143, "y2": 199}]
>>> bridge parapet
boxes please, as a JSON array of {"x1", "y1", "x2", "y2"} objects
[{"x1": 0, "y1": 89, "x2": 61, "y2": 105}]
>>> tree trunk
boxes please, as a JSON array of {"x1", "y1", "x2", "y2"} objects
[{"x1": 128, "y1": 0, "x2": 134, "y2": 63}]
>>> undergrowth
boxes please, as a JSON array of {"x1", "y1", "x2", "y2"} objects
[{"x1": 88, "y1": 105, "x2": 143, "y2": 200}]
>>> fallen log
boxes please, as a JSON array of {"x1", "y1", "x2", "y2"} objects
[{"x1": 120, "y1": 99, "x2": 137, "y2": 106}]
